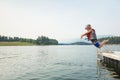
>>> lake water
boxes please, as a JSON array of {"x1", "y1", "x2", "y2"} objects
[{"x1": 0, "y1": 45, "x2": 120, "y2": 80}]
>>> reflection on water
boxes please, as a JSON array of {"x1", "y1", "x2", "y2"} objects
[
  {"x1": 0, "y1": 45, "x2": 119, "y2": 80},
  {"x1": 97, "y1": 60, "x2": 120, "y2": 80}
]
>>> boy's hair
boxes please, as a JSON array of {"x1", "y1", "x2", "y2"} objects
[{"x1": 85, "y1": 24, "x2": 91, "y2": 29}]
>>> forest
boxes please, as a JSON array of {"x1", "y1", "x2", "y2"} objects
[
  {"x1": 98, "y1": 36, "x2": 120, "y2": 44},
  {"x1": 0, "y1": 35, "x2": 58, "y2": 45}
]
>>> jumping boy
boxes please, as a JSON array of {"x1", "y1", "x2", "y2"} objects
[{"x1": 81, "y1": 24, "x2": 109, "y2": 48}]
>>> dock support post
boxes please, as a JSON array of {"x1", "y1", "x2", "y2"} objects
[{"x1": 118, "y1": 61, "x2": 120, "y2": 76}]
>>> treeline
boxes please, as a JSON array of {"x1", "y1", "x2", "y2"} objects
[
  {"x1": 0, "y1": 35, "x2": 58, "y2": 45},
  {"x1": 0, "y1": 35, "x2": 36, "y2": 43},
  {"x1": 98, "y1": 36, "x2": 120, "y2": 44},
  {"x1": 36, "y1": 36, "x2": 58, "y2": 45}
]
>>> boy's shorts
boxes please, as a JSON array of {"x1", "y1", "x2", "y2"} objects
[
  {"x1": 91, "y1": 39, "x2": 100, "y2": 48},
  {"x1": 94, "y1": 41, "x2": 100, "y2": 48}
]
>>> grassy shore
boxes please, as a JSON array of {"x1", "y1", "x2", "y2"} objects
[{"x1": 0, "y1": 42, "x2": 35, "y2": 46}]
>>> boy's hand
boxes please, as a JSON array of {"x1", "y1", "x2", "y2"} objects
[{"x1": 81, "y1": 35, "x2": 84, "y2": 39}]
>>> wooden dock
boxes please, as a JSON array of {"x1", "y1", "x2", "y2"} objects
[{"x1": 98, "y1": 51, "x2": 120, "y2": 76}]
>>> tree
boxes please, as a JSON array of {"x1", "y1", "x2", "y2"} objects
[
  {"x1": 49, "y1": 39, "x2": 58, "y2": 45},
  {"x1": 98, "y1": 36, "x2": 120, "y2": 44},
  {"x1": 36, "y1": 36, "x2": 58, "y2": 45}
]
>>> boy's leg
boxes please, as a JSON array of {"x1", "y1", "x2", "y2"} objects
[{"x1": 99, "y1": 39, "x2": 109, "y2": 48}]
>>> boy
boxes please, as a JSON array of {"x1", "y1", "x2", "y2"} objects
[{"x1": 81, "y1": 24, "x2": 108, "y2": 48}]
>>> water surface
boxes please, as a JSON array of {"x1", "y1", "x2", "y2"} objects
[{"x1": 0, "y1": 45, "x2": 119, "y2": 80}]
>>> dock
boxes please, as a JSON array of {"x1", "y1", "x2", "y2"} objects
[{"x1": 98, "y1": 51, "x2": 120, "y2": 76}]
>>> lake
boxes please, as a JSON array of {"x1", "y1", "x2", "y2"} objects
[{"x1": 0, "y1": 45, "x2": 120, "y2": 80}]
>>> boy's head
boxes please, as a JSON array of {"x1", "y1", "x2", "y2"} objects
[{"x1": 85, "y1": 24, "x2": 91, "y2": 30}]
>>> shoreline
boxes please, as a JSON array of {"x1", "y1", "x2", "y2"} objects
[
  {"x1": 0, "y1": 42, "x2": 35, "y2": 46},
  {"x1": 0, "y1": 42, "x2": 119, "y2": 46}
]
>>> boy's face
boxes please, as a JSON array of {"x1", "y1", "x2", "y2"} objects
[
  {"x1": 85, "y1": 26, "x2": 91, "y2": 31},
  {"x1": 86, "y1": 28, "x2": 89, "y2": 31}
]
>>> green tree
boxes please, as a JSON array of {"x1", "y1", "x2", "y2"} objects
[
  {"x1": 36, "y1": 36, "x2": 58, "y2": 45},
  {"x1": 98, "y1": 36, "x2": 120, "y2": 44}
]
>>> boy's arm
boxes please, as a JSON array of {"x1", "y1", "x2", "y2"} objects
[{"x1": 81, "y1": 29, "x2": 92, "y2": 39}]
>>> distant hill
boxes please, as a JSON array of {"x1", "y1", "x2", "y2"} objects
[
  {"x1": 70, "y1": 42, "x2": 92, "y2": 45},
  {"x1": 59, "y1": 42, "x2": 92, "y2": 45},
  {"x1": 97, "y1": 35, "x2": 113, "y2": 39}
]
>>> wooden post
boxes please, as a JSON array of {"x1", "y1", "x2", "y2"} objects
[
  {"x1": 118, "y1": 61, "x2": 120, "y2": 76},
  {"x1": 114, "y1": 60, "x2": 118, "y2": 74}
]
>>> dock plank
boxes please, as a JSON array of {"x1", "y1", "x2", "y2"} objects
[{"x1": 100, "y1": 52, "x2": 120, "y2": 61}]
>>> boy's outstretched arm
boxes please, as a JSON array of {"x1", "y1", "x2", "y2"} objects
[{"x1": 81, "y1": 29, "x2": 92, "y2": 39}]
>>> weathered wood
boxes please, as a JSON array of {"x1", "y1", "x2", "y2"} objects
[
  {"x1": 98, "y1": 52, "x2": 120, "y2": 76},
  {"x1": 101, "y1": 53, "x2": 120, "y2": 61}
]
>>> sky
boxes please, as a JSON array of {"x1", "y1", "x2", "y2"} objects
[{"x1": 0, "y1": 0, "x2": 120, "y2": 42}]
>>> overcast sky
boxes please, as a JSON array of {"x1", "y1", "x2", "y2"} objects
[{"x1": 0, "y1": 0, "x2": 120, "y2": 42}]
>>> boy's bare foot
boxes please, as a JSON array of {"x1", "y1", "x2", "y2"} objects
[{"x1": 103, "y1": 39, "x2": 109, "y2": 43}]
